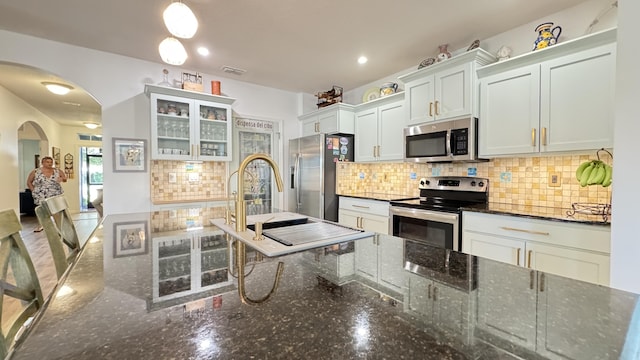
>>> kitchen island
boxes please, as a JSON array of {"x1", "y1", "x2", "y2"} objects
[{"x1": 9, "y1": 206, "x2": 639, "y2": 360}]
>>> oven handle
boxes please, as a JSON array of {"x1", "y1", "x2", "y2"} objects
[{"x1": 390, "y1": 206, "x2": 459, "y2": 224}]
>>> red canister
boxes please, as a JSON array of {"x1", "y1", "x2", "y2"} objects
[{"x1": 211, "y1": 80, "x2": 221, "y2": 95}]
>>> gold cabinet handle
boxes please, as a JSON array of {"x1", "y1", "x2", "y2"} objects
[
  {"x1": 352, "y1": 205, "x2": 370, "y2": 209},
  {"x1": 530, "y1": 270, "x2": 535, "y2": 290},
  {"x1": 372, "y1": 146, "x2": 376, "y2": 158},
  {"x1": 433, "y1": 286, "x2": 438, "y2": 301},
  {"x1": 542, "y1": 127, "x2": 547, "y2": 146},
  {"x1": 500, "y1": 227, "x2": 550, "y2": 236},
  {"x1": 435, "y1": 100, "x2": 440, "y2": 115},
  {"x1": 376, "y1": 145, "x2": 381, "y2": 158},
  {"x1": 516, "y1": 248, "x2": 521, "y2": 266},
  {"x1": 428, "y1": 284, "x2": 432, "y2": 299},
  {"x1": 527, "y1": 250, "x2": 533, "y2": 268},
  {"x1": 429, "y1": 102, "x2": 434, "y2": 117},
  {"x1": 315, "y1": 122, "x2": 319, "y2": 133},
  {"x1": 531, "y1": 128, "x2": 536, "y2": 147},
  {"x1": 539, "y1": 273, "x2": 545, "y2": 292}
]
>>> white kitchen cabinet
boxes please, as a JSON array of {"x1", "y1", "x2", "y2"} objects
[
  {"x1": 476, "y1": 258, "x2": 636, "y2": 360},
  {"x1": 299, "y1": 103, "x2": 355, "y2": 136},
  {"x1": 338, "y1": 197, "x2": 404, "y2": 295},
  {"x1": 301, "y1": 247, "x2": 355, "y2": 285},
  {"x1": 405, "y1": 272, "x2": 471, "y2": 339},
  {"x1": 398, "y1": 49, "x2": 495, "y2": 126},
  {"x1": 462, "y1": 211, "x2": 611, "y2": 286},
  {"x1": 478, "y1": 29, "x2": 616, "y2": 157},
  {"x1": 145, "y1": 84, "x2": 235, "y2": 161},
  {"x1": 152, "y1": 229, "x2": 231, "y2": 303},
  {"x1": 354, "y1": 92, "x2": 404, "y2": 162}
]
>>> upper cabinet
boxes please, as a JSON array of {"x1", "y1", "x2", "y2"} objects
[
  {"x1": 145, "y1": 84, "x2": 235, "y2": 161},
  {"x1": 398, "y1": 49, "x2": 496, "y2": 126},
  {"x1": 354, "y1": 92, "x2": 405, "y2": 162},
  {"x1": 478, "y1": 28, "x2": 616, "y2": 157},
  {"x1": 298, "y1": 103, "x2": 355, "y2": 136}
]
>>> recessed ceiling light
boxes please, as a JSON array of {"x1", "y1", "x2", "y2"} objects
[
  {"x1": 358, "y1": 56, "x2": 368, "y2": 65},
  {"x1": 42, "y1": 82, "x2": 73, "y2": 95},
  {"x1": 197, "y1": 47, "x2": 209, "y2": 56}
]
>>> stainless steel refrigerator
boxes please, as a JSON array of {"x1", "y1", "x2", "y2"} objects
[{"x1": 288, "y1": 133, "x2": 354, "y2": 222}]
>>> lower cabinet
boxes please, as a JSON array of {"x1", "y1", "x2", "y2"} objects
[
  {"x1": 152, "y1": 229, "x2": 232, "y2": 302},
  {"x1": 462, "y1": 211, "x2": 611, "y2": 286},
  {"x1": 476, "y1": 258, "x2": 636, "y2": 360},
  {"x1": 301, "y1": 247, "x2": 355, "y2": 285},
  {"x1": 406, "y1": 272, "x2": 474, "y2": 342}
]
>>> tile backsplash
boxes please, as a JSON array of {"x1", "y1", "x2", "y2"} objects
[
  {"x1": 151, "y1": 161, "x2": 228, "y2": 202},
  {"x1": 336, "y1": 153, "x2": 613, "y2": 207}
]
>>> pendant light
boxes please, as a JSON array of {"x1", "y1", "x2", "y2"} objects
[
  {"x1": 163, "y1": 1, "x2": 198, "y2": 39},
  {"x1": 158, "y1": 36, "x2": 188, "y2": 65}
]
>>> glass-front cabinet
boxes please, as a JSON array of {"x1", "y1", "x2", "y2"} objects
[
  {"x1": 152, "y1": 230, "x2": 231, "y2": 302},
  {"x1": 145, "y1": 84, "x2": 235, "y2": 161}
]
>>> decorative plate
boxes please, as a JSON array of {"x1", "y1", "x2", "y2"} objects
[
  {"x1": 418, "y1": 57, "x2": 436, "y2": 69},
  {"x1": 362, "y1": 87, "x2": 380, "y2": 103},
  {"x1": 467, "y1": 39, "x2": 480, "y2": 51}
]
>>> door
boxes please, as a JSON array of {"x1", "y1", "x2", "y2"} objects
[
  {"x1": 86, "y1": 152, "x2": 103, "y2": 209},
  {"x1": 297, "y1": 134, "x2": 323, "y2": 219},
  {"x1": 354, "y1": 108, "x2": 378, "y2": 162},
  {"x1": 238, "y1": 130, "x2": 273, "y2": 215},
  {"x1": 406, "y1": 75, "x2": 435, "y2": 125},
  {"x1": 377, "y1": 101, "x2": 404, "y2": 161},
  {"x1": 435, "y1": 62, "x2": 471, "y2": 120}
]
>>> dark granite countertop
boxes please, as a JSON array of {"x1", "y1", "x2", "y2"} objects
[
  {"x1": 338, "y1": 192, "x2": 418, "y2": 202},
  {"x1": 462, "y1": 202, "x2": 611, "y2": 226},
  {"x1": 10, "y1": 207, "x2": 637, "y2": 360}
]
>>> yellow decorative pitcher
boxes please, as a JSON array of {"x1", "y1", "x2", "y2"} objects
[{"x1": 533, "y1": 22, "x2": 562, "y2": 51}]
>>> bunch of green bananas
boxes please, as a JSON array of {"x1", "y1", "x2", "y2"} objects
[{"x1": 575, "y1": 160, "x2": 613, "y2": 187}]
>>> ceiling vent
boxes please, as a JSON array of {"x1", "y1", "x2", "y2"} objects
[{"x1": 221, "y1": 66, "x2": 246, "y2": 76}]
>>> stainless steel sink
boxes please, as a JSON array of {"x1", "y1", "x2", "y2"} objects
[{"x1": 259, "y1": 221, "x2": 366, "y2": 246}]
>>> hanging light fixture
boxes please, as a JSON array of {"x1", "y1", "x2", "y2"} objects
[
  {"x1": 163, "y1": 1, "x2": 198, "y2": 39},
  {"x1": 83, "y1": 122, "x2": 100, "y2": 129},
  {"x1": 159, "y1": 37, "x2": 188, "y2": 65}
]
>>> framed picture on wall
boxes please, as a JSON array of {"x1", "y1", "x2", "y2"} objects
[
  {"x1": 113, "y1": 138, "x2": 147, "y2": 172},
  {"x1": 113, "y1": 221, "x2": 149, "y2": 258},
  {"x1": 52, "y1": 147, "x2": 61, "y2": 167}
]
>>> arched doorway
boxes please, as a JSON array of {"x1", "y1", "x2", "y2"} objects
[{"x1": 17, "y1": 121, "x2": 48, "y2": 216}]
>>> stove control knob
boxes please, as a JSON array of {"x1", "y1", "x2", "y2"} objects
[
  {"x1": 478, "y1": 181, "x2": 485, "y2": 187},
  {"x1": 470, "y1": 181, "x2": 476, "y2": 187}
]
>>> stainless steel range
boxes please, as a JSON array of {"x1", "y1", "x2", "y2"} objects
[{"x1": 389, "y1": 176, "x2": 489, "y2": 290}]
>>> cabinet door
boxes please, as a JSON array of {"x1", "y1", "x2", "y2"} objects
[
  {"x1": 317, "y1": 111, "x2": 338, "y2": 134},
  {"x1": 536, "y1": 274, "x2": 637, "y2": 360},
  {"x1": 151, "y1": 93, "x2": 194, "y2": 160},
  {"x1": 354, "y1": 236, "x2": 378, "y2": 282},
  {"x1": 197, "y1": 232, "x2": 230, "y2": 289},
  {"x1": 153, "y1": 235, "x2": 194, "y2": 301},
  {"x1": 377, "y1": 234, "x2": 405, "y2": 292},
  {"x1": 435, "y1": 62, "x2": 472, "y2": 120},
  {"x1": 479, "y1": 65, "x2": 541, "y2": 157},
  {"x1": 527, "y1": 241, "x2": 610, "y2": 286},
  {"x1": 338, "y1": 209, "x2": 359, "y2": 228},
  {"x1": 406, "y1": 273, "x2": 434, "y2": 318},
  {"x1": 405, "y1": 75, "x2": 435, "y2": 125},
  {"x1": 477, "y1": 258, "x2": 537, "y2": 351},
  {"x1": 377, "y1": 101, "x2": 405, "y2": 161},
  {"x1": 354, "y1": 108, "x2": 379, "y2": 162},
  {"x1": 431, "y1": 283, "x2": 468, "y2": 336},
  {"x1": 462, "y1": 231, "x2": 524, "y2": 267},
  {"x1": 195, "y1": 101, "x2": 232, "y2": 161},
  {"x1": 301, "y1": 116, "x2": 319, "y2": 136},
  {"x1": 360, "y1": 212, "x2": 389, "y2": 234},
  {"x1": 540, "y1": 43, "x2": 616, "y2": 152}
]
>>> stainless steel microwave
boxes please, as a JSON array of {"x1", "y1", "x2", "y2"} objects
[{"x1": 404, "y1": 117, "x2": 482, "y2": 163}]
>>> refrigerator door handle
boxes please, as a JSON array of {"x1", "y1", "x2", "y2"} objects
[{"x1": 294, "y1": 153, "x2": 301, "y2": 210}]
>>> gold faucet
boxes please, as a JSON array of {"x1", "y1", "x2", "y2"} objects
[{"x1": 230, "y1": 153, "x2": 285, "y2": 305}]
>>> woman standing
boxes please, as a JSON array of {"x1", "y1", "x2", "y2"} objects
[{"x1": 27, "y1": 156, "x2": 67, "y2": 231}]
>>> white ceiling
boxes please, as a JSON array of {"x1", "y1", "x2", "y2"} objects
[{"x1": 0, "y1": 0, "x2": 587, "y2": 126}]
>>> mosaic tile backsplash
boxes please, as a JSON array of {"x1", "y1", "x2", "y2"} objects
[
  {"x1": 336, "y1": 154, "x2": 613, "y2": 208},
  {"x1": 151, "y1": 161, "x2": 228, "y2": 202}
]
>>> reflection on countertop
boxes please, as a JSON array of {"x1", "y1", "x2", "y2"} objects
[
  {"x1": 463, "y1": 202, "x2": 611, "y2": 226},
  {"x1": 10, "y1": 206, "x2": 637, "y2": 360}
]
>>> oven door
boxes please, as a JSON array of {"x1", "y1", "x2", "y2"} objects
[{"x1": 389, "y1": 206, "x2": 459, "y2": 251}]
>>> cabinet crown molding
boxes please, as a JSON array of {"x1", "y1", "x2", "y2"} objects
[
  {"x1": 144, "y1": 84, "x2": 236, "y2": 105},
  {"x1": 398, "y1": 48, "x2": 496, "y2": 84},
  {"x1": 477, "y1": 27, "x2": 617, "y2": 79}
]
